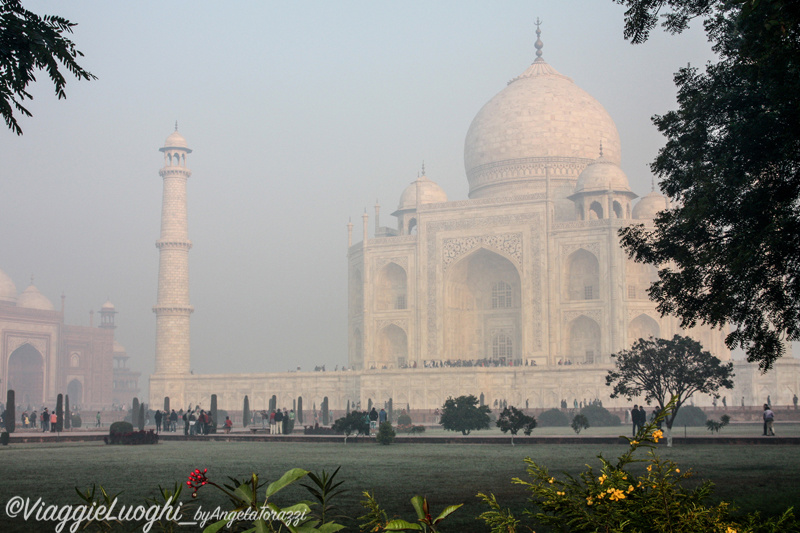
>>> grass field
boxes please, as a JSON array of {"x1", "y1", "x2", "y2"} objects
[{"x1": 1, "y1": 436, "x2": 799, "y2": 532}]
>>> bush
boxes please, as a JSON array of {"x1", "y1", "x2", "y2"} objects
[
  {"x1": 410, "y1": 425, "x2": 425, "y2": 435},
  {"x1": 376, "y1": 422, "x2": 396, "y2": 445},
  {"x1": 103, "y1": 430, "x2": 158, "y2": 445},
  {"x1": 397, "y1": 412, "x2": 412, "y2": 426},
  {"x1": 579, "y1": 405, "x2": 621, "y2": 427},
  {"x1": 673, "y1": 405, "x2": 707, "y2": 427},
  {"x1": 303, "y1": 425, "x2": 337, "y2": 435},
  {"x1": 72, "y1": 414, "x2": 82, "y2": 428},
  {"x1": 571, "y1": 414, "x2": 590, "y2": 434},
  {"x1": 109, "y1": 421, "x2": 134, "y2": 435},
  {"x1": 537, "y1": 408, "x2": 569, "y2": 427},
  {"x1": 1, "y1": 432, "x2": 8, "y2": 446}
]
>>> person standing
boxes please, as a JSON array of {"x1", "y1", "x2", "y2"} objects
[
  {"x1": 379, "y1": 408, "x2": 387, "y2": 425},
  {"x1": 369, "y1": 407, "x2": 379, "y2": 432},
  {"x1": 154, "y1": 409, "x2": 162, "y2": 433},
  {"x1": 763, "y1": 404, "x2": 775, "y2": 436},
  {"x1": 638, "y1": 406, "x2": 646, "y2": 432},
  {"x1": 793, "y1": 394, "x2": 798, "y2": 410},
  {"x1": 631, "y1": 405, "x2": 639, "y2": 436},
  {"x1": 274, "y1": 408, "x2": 284, "y2": 435},
  {"x1": 50, "y1": 410, "x2": 57, "y2": 432}
]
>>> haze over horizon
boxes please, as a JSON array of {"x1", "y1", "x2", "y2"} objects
[{"x1": 0, "y1": 2, "x2": 719, "y2": 398}]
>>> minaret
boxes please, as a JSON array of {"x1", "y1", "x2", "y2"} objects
[{"x1": 153, "y1": 126, "x2": 194, "y2": 375}]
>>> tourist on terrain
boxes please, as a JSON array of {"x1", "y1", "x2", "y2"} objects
[
  {"x1": 224, "y1": 416, "x2": 232, "y2": 433},
  {"x1": 275, "y1": 408, "x2": 284, "y2": 434},
  {"x1": 631, "y1": 404, "x2": 639, "y2": 436},
  {"x1": 154, "y1": 409, "x2": 162, "y2": 433},
  {"x1": 369, "y1": 407, "x2": 379, "y2": 431},
  {"x1": 763, "y1": 404, "x2": 775, "y2": 436},
  {"x1": 379, "y1": 408, "x2": 387, "y2": 425}
]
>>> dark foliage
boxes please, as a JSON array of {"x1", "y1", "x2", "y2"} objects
[
  {"x1": 103, "y1": 430, "x2": 158, "y2": 445},
  {"x1": 673, "y1": 405, "x2": 708, "y2": 427},
  {"x1": 440, "y1": 395, "x2": 491, "y2": 436},
  {"x1": 537, "y1": 408, "x2": 570, "y2": 427},
  {"x1": 5, "y1": 389, "x2": 14, "y2": 433},
  {"x1": 109, "y1": 421, "x2": 134, "y2": 434},
  {"x1": 615, "y1": 0, "x2": 800, "y2": 370},
  {"x1": 376, "y1": 421, "x2": 396, "y2": 445},
  {"x1": 579, "y1": 404, "x2": 622, "y2": 427}
]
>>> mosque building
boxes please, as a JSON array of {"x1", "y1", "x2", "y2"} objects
[
  {"x1": 149, "y1": 27, "x2": 799, "y2": 412},
  {"x1": 0, "y1": 270, "x2": 138, "y2": 410}
]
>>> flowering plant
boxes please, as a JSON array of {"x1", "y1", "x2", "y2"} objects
[{"x1": 478, "y1": 397, "x2": 798, "y2": 533}]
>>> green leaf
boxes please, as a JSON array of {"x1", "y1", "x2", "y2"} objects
[
  {"x1": 202, "y1": 519, "x2": 230, "y2": 533},
  {"x1": 433, "y1": 503, "x2": 463, "y2": 523},
  {"x1": 410, "y1": 495, "x2": 425, "y2": 520},
  {"x1": 266, "y1": 468, "x2": 309, "y2": 498},
  {"x1": 385, "y1": 519, "x2": 424, "y2": 531},
  {"x1": 316, "y1": 523, "x2": 346, "y2": 533}
]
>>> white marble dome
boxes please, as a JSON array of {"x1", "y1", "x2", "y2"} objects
[
  {"x1": 17, "y1": 284, "x2": 54, "y2": 311},
  {"x1": 574, "y1": 156, "x2": 632, "y2": 194},
  {"x1": 0, "y1": 269, "x2": 17, "y2": 304},
  {"x1": 397, "y1": 175, "x2": 448, "y2": 211},
  {"x1": 633, "y1": 190, "x2": 669, "y2": 220},
  {"x1": 101, "y1": 299, "x2": 115, "y2": 310},
  {"x1": 163, "y1": 130, "x2": 189, "y2": 150},
  {"x1": 465, "y1": 55, "x2": 621, "y2": 198}
]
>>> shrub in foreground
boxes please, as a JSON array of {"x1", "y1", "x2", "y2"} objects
[
  {"x1": 537, "y1": 408, "x2": 569, "y2": 427},
  {"x1": 109, "y1": 421, "x2": 134, "y2": 434},
  {"x1": 579, "y1": 404, "x2": 621, "y2": 427}
]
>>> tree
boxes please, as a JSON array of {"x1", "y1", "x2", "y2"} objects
[
  {"x1": 332, "y1": 410, "x2": 369, "y2": 444},
  {"x1": 440, "y1": 395, "x2": 491, "y2": 436},
  {"x1": 56, "y1": 393, "x2": 63, "y2": 433},
  {"x1": 164, "y1": 396, "x2": 170, "y2": 412},
  {"x1": 322, "y1": 397, "x2": 329, "y2": 426},
  {"x1": 210, "y1": 394, "x2": 217, "y2": 434},
  {"x1": 615, "y1": 0, "x2": 800, "y2": 370},
  {"x1": 376, "y1": 421, "x2": 396, "y2": 445},
  {"x1": 137, "y1": 403, "x2": 145, "y2": 431},
  {"x1": 5, "y1": 389, "x2": 14, "y2": 433},
  {"x1": 131, "y1": 397, "x2": 139, "y2": 424},
  {"x1": 242, "y1": 395, "x2": 250, "y2": 428},
  {"x1": 571, "y1": 414, "x2": 590, "y2": 435},
  {"x1": 0, "y1": 0, "x2": 97, "y2": 135},
  {"x1": 607, "y1": 335, "x2": 734, "y2": 446},
  {"x1": 297, "y1": 396, "x2": 303, "y2": 424},
  {"x1": 64, "y1": 394, "x2": 70, "y2": 430},
  {"x1": 496, "y1": 406, "x2": 537, "y2": 445}
]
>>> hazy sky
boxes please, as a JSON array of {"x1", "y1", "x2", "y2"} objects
[{"x1": 0, "y1": 1, "x2": 716, "y2": 393}]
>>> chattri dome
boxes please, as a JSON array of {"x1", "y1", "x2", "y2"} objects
[
  {"x1": 633, "y1": 190, "x2": 669, "y2": 220},
  {"x1": 396, "y1": 175, "x2": 448, "y2": 212},
  {"x1": 574, "y1": 155, "x2": 632, "y2": 194},
  {"x1": 162, "y1": 129, "x2": 191, "y2": 151},
  {"x1": 17, "y1": 283, "x2": 54, "y2": 311},
  {"x1": 0, "y1": 269, "x2": 17, "y2": 304},
  {"x1": 464, "y1": 28, "x2": 621, "y2": 199}
]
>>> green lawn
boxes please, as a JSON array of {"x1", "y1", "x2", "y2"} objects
[{"x1": 1, "y1": 439, "x2": 798, "y2": 532}]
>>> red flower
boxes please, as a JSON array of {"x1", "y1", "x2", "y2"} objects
[{"x1": 187, "y1": 468, "x2": 209, "y2": 498}]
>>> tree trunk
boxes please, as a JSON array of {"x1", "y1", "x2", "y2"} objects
[{"x1": 665, "y1": 425, "x2": 673, "y2": 447}]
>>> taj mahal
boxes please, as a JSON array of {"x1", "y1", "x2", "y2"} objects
[{"x1": 148, "y1": 27, "x2": 799, "y2": 413}]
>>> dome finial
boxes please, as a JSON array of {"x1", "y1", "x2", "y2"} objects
[
  {"x1": 534, "y1": 18, "x2": 544, "y2": 60},
  {"x1": 421, "y1": 161, "x2": 426, "y2": 176},
  {"x1": 651, "y1": 176, "x2": 655, "y2": 192},
  {"x1": 175, "y1": 120, "x2": 178, "y2": 131},
  {"x1": 599, "y1": 140, "x2": 603, "y2": 158}
]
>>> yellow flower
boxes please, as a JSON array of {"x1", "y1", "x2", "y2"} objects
[
  {"x1": 556, "y1": 491, "x2": 565, "y2": 496},
  {"x1": 587, "y1": 498, "x2": 593, "y2": 505},
  {"x1": 622, "y1": 475, "x2": 627, "y2": 480},
  {"x1": 627, "y1": 485, "x2": 634, "y2": 493},
  {"x1": 726, "y1": 528, "x2": 737, "y2": 533},
  {"x1": 646, "y1": 465, "x2": 652, "y2": 472},
  {"x1": 598, "y1": 474, "x2": 607, "y2": 485},
  {"x1": 652, "y1": 430, "x2": 663, "y2": 442},
  {"x1": 549, "y1": 477, "x2": 555, "y2": 484},
  {"x1": 637, "y1": 481, "x2": 643, "y2": 488},
  {"x1": 631, "y1": 440, "x2": 639, "y2": 445},
  {"x1": 675, "y1": 469, "x2": 680, "y2": 473}
]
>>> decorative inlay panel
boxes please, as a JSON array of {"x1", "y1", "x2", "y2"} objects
[
  {"x1": 563, "y1": 310, "x2": 602, "y2": 324},
  {"x1": 442, "y1": 233, "x2": 522, "y2": 271}
]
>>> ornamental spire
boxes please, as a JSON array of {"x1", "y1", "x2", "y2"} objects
[{"x1": 534, "y1": 18, "x2": 544, "y2": 60}]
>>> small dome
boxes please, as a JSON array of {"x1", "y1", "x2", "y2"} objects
[
  {"x1": 163, "y1": 130, "x2": 188, "y2": 149},
  {"x1": 574, "y1": 156, "x2": 632, "y2": 194},
  {"x1": 101, "y1": 300, "x2": 115, "y2": 310},
  {"x1": 17, "y1": 284, "x2": 54, "y2": 311},
  {"x1": 396, "y1": 175, "x2": 448, "y2": 212},
  {"x1": 0, "y1": 269, "x2": 17, "y2": 304},
  {"x1": 113, "y1": 340, "x2": 127, "y2": 354},
  {"x1": 633, "y1": 190, "x2": 669, "y2": 220}
]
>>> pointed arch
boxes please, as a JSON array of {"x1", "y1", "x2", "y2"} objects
[
  {"x1": 628, "y1": 314, "x2": 661, "y2": 347},
  {"x1": 565, "y1": 249, "x2": 600, "y2": 301},
  {"x1": 568, "y1": 315, "x2": 601, "y2": 364},
  {"x1": 589, "y1": 201, "x2": 603, "y2": 219},
  {"x1": 7, "y1": 343, "x2": 45, "y2": 406},
  {"x1": 375, "y1": 324, "x2": 408, "y2": 369},
  {"x1": 444, "y1": 247, "x2": 521, "y2": 360},
  {"x1": 376, "y1": 262, "x2": 407, "y2": 310},
  {"x1": 67, "y1": 379, "x2": 83, "y2": 406}
]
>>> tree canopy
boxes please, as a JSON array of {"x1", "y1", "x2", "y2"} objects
[
  {"x1": 606, "y1": 335, "x2": 734, "y2": 438},
  {"x1": 440, "y1": 395, "x2": 491, "y2": 436},
  {"x1": 615, "y1": 0, "x2": 800, "y2": 370},
  {"x1": 496, "y1": 406, "x2": 537, "y2": 444},
  {"x1": 1, "y1": 0, "x2": 96, "y2": 135}
]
